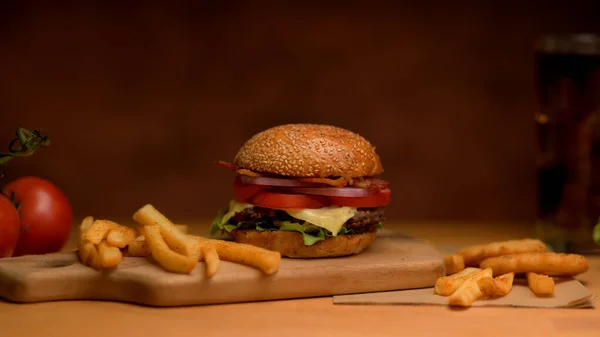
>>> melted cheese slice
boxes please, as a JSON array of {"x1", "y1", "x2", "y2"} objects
[
  {"x1": 284, "y1": 207, "x2": 357, "y2": 236},
  {"x1": 221, "y1": 200, "x2": 253, "y2": 226},
  {"x1": 223, "y1": 200, "x2": 357, "y2": 236}
]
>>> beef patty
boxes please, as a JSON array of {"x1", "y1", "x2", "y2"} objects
[{"x1": 231, "y1": 206, "x2": 385, "y2": 234}]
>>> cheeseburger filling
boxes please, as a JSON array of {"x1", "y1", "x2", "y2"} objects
[
  {"x1": 231, "y1": 206, "x2": 385, "y2": 234},
  {"x1": 210, "y1": 201, "x2": 385, "y2": 246}
]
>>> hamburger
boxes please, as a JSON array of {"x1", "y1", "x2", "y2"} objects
[{"x1": 210, "y1": 123, "x2": 391, "y2": 258}]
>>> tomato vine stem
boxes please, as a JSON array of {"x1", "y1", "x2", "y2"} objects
[
  {"x1": 0, "y1": 128, "x2": 50, "y2": 166},
  {"x1": 0, "y1": 128, "x2": 50, "y2": 210}
]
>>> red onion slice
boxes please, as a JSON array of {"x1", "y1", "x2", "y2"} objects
[
  {"x1": 239, "y1": 175, "x2": 322, "y2": 187},
  {"x1": 282, "y1": 187, "x2": 379, "y2": 197}
]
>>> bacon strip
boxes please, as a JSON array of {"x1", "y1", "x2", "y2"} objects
[
  {"x1": 215, "y1": 159, "x2": 389, "y2": 188},
  {"x1": 213, "y1": 160, "x2": 237, "y2": 171},
  {"x1": 296, "y1": 176, "x2": 351, "y2": 187},
  {"x1": 236, "y1": 168, "x2": 262, "y2": 177}
]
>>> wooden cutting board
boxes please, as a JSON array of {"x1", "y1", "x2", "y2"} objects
[{"x1": 0, "y1": 232, "x2": 444, "y2": 307}]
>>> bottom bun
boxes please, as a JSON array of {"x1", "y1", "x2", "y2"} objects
[{"x1": 229, "y1": 229, "x2": 378, "y2": 259}]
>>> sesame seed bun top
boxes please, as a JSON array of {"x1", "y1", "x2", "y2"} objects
[{"x1": 233, "y1": 124, "x2": 384, "y2": 178}]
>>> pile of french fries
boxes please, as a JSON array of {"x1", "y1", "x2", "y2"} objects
[
  {"x1": 436, "y1": 238, "x2": 589, "y2": 307},
  {"x1": 77, "y1": 204, "x2": 281, "y2": 277}
]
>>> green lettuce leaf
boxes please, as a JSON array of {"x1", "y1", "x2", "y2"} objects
[
  {"x1": 338, "y1": 227, "x2": 356, "y2": 235},
  {"x1": 223, "y1": 224, "x2": 238, "y2": 232},
  {"x1": 377, "y1": 221, "x2": 384, "y2": 229},
  {"x1": 256, "y1": 223, "x2": 270, "y2": 231},
  {"x1": 279, "y1": 221, "x2": 326, "y2": 246},
  {"x1": 209, "y1": 209, "x2": 226, "y2": 236}
]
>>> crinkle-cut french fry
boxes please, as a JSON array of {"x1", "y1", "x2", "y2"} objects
[
  {"x1": 175, "y1": 224, "x2": 188, "y2": 233},
  {"x1": 97, "y1": 240, "x2": 123, "y2": 268},
  {"x1": 456, "y1": 239, "x2": 547, "y2": 266},
  {"x1": 85, "y1": 220, "x2": 120, "y2": 245},
  {"x1": 527, "y1": 272, "x2": 555, "y2": 296},
  {"x1": 133, "y1": 204, "x2": 196, "y2": 258},
  {"x1": 444, "y1": 254, "x2": 465, "y2": 275},
  {"x1": 128, "y1": 236, "x2": 151, "y2": 257},
  {"x1": 189, "y1": 235, "x2": 281, "y2": 275},
  {"x1": 201, "y1": 245, "x2": 220, "y2": 278},
  {"x1": 106, "y1": 226, "x2": 138, "y2": 248},
  {"x1": 78, "y1": 216, "x2": 98, "y2": 268},
  {"x1": 448, "y1": 268, "x2": 493, "y2": 307},
  {"x1": 477, "y1": 272, "x2": 514, "y2": 298},
  {"x1": 448, "y1": 279, "x2": 482, "y2": 307},
  {"x1": 144, "y1": 225, "x2": 197, "y2": 274},
  {"x1": 480, "y1": 252, "x2": 588, "y2": 276},
  {"x1": 434, "y1": 267, "x2": 480, "y2": 296}
]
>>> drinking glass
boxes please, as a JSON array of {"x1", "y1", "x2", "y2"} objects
[{"x1": 535, "y1": 34, "x2": 600, "y2": 254}]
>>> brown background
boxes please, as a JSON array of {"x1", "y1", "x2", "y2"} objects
[{"x1": 1, "y1": 1, "x2": 599, "y2": 224}]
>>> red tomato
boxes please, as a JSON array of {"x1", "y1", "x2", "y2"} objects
[
  {"x1": 248, "y1": 191, "x2": 331, "y2": 209},
  {"x1": 3, "y1": 176, "x2": 73, "y2": 256},
  {"x1": 0, "y1": 194, "x2": 20, "y2": 258},
  {"x1": 328, "y1": 188, "x2": 391, "y2": 208},
  {"x1": 232, "y1": 179, "x2": 267, "y2": 202}
]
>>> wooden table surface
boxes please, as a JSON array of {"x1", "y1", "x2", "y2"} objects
[{"x1": 1, "y1": 220, "x2": 599, "y2": 337}]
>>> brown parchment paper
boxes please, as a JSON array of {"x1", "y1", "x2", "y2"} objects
[{"x1": 333, "y1": 277, "x2": 594, "y2": 308}]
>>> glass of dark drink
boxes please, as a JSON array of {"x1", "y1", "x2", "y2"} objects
[{"x1": 535, "y1": 34, "x2": 600, "y2": 254}]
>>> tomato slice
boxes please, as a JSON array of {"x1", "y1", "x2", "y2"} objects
[
  {"x1": 248, "y1": 191, "x2": 331, "y2": 209},
  {"x1": 232, "y1": 177, "x2": 391, "y2": 209},
  {"x1": 232, "y1": 179, "x2": 267, "y2": 202},
  {"x1": 328, "y1": 188, "x2": 391, "y2": 208}
]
